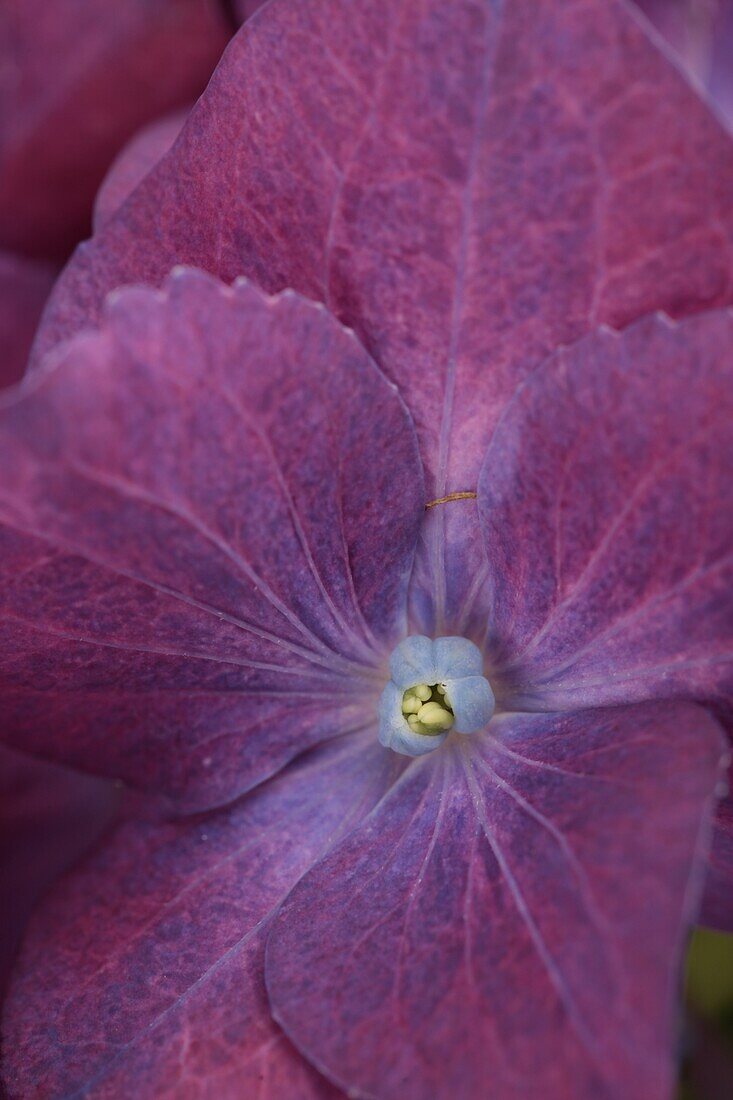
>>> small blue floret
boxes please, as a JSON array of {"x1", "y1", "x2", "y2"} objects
[{"x1": 379, "y1": 635, "x2": 495, "y2": 757}]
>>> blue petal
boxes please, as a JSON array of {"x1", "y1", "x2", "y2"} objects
[
  {"x1": 388, "y1": 635, "x2": 436, "y2": 688},
  {"x1": 389, "y1": 635, "x2": 486, "y2": 689},
  {"x1": 432, "y1": 636, "x2": 485, "y2": 679},
  {"x1": 443, "y1": 675, "x2": 495, "y2": 734}
]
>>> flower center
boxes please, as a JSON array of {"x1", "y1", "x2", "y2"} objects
[
  {"x1": 379, "y1": 635, "x2": 495, "y2": 757},
  {"x1": 401, "y1": 683, "x2": 454, "y2": 735}
]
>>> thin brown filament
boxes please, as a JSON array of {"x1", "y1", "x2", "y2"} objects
[{"x1": 425, "y1": 491, "x2": 478, "y2": 510}]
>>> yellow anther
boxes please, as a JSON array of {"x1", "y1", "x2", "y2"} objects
[
  {"x1": 401, "y1": 682, "x2": 455, "y2": 738},
  {"x1": 401, "y1": 694, "x2": 422, "y2": 715},
  {"x1": 415, "y1": 701, "x2": 454, "y2": 731}
]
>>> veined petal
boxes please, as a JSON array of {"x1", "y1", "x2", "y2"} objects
[
  {"x1": 28, "y1": 0, "x2": 733, "y2": 629},
  {"x1": 266, "y1": 704, "x2": 724, "y2": 1100},
  {"x1": 478, "y1": 311, "x2": 733, "y2": 715},
  {"x1": 3, "y1": 733, "x2": 398, "y2": 1098},
  {"x1": 0, "y1": 270, "x2": 423, "y2": 809}
]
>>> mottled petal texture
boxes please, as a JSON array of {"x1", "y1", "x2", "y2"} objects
[
  {"x1": 3, "y1": 734, "x2": 400, "y2": 1098},
  {"x1": 267, "y1": 704, "x2": 724, "y2": 1100},
  {"x1": 0, "y1": 252, "x2": 57, "y2": 389},
  {"x1": 0, "y1": 0, "x2": 228, "y2": 257},
  {"x1": 93, "y1": 111, "x2": 188, "y2": 231},
  {"x1": 29, "y1": 0, "x2": 733, "y2": 627},
  {"x1": 0, "y1": 270, "x2": 423, "y2": 808},
  {"x1": 477, "y1": 311, "x2": 732, "y2": 714}
]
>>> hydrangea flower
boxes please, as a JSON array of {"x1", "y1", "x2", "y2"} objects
[{"x1": 1, "y1": 2, "x2": 733, "y2": 1098}]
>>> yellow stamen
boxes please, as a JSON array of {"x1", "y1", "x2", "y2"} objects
[{"x1": 416, "y1": 701, "x2": 454, "y2": 731}]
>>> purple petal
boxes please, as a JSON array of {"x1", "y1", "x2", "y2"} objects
[
  {"x1": 707, "y1": 2, "x2": 733, "y2": 123},
  {"x1": 0, "y1": 744, "x2": 117, "y2": 1003},
  {"x1": 477, "y1": 311, "x2": 732, "y2": 713},
  {"x1": 267, "y1": 704, "x2": 724, "y2": 1100},
  {"x1": 0, "y1": 252, "x2": 57, "y2": 389},
  {"x1": 93, "y1": 111, "x2": 188, "y2": 231},
  {"x1": 3, "y1": 734, "x2": 397, "y2": 1098},
  {"x1": 634, "y1": 0, "x2": 733, "y2": 126},
  {"x1": 0, "y1": 270, "x2": 422, "y2": 808},
  {"x1": 0, "y1": 0, "x2": 228, "y2": 257},
  {"x1": 29, "y1": 0, "x2": 733, "y2": 625}
]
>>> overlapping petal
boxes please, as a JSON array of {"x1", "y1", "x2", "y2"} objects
[
  {"x1": 0, "y1": 253, "x2": 57, "y2": 389},
  {"x1": 93, "y1": 111, "x2": 188, "y2": 231},
  {"x1": 0, "y1": 270, "x2": 423, "y2": 809},
  {"x1": 475, "y1": 308, "x2": 733, "y2": 927},
  {"x1": 0, "y1": 5, "x2": 730, "y2": 1097},
  {"x1": 635, "y1": 0, "x2": 733, "y2": 125},
  {"x1": 476, "y1": 311, "x2": 732, "y2": 714},
  {"x1": 0, "y1": 745, "x2": 117, "y2": 1004},
  {"x1": 267, "y1": 704, "x2": 724, "y2": 1100},
  {"x1": 28, "y1": 0, "x2": 733, "y2": 631},
  {"x1": 235, "y1": 1, "x2": 268, "y2": 21},
  {"x1": 3, "y1": 734, "x2": 400, "y2": 1098},
  {"x1": 0, "y1": 0, "x2": 228, "y2": 257}
]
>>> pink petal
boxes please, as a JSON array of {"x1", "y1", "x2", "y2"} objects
[
  {"x1": 267, "y1": 704, "x2": 724, "y2": 1100},
  {"x1": 476, "y1": 311, "x2": 732, "y2": 714},
  {"x1": 0, "y1": 0, "x2": 229, "y2": 258},
  {"x1": 3, "y1": 734, "x2": 397, "y2": 1098},
  {"x1": 0, "y1": 270, "x2": 422, "y2": 808},
  {"x1": 0, "y1": 252, "x2": 57, "y2": 389},
  {"x1": 29, "y1": 0, "x2": 733, "y2": 625},
  {"x1": 93, "y1": 111, "x2": 188, "y2": 231}
]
